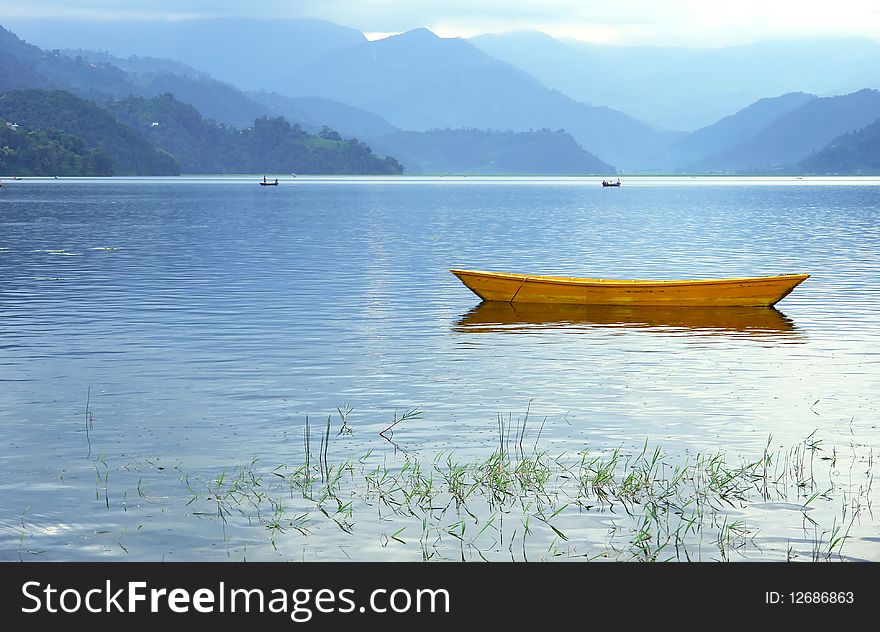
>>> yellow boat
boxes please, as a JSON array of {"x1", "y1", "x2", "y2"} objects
[{"x1": 449, "y1": 269, "x2": 810, "y2": 307}]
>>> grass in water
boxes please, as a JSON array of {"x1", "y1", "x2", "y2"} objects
[{"x1": 175, "y1": 408, "x2": 876, "y2": 562}]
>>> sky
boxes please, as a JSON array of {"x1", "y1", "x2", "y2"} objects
[{"x1": 1, "y1": 0, "x2": 880, "y2": 46}]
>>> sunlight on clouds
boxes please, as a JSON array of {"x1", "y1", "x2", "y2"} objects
[
  {"x1": 0, "y1": 0, "x2": 879, "y2": 45},
  {"x1": 669, "y1": 0, "x2": 880, "y2": 44},
  {"x1": 428, "y1": 19, "x2": 647, "y2": 45},
  {"x1": 385, "y1": 0, "x2": 880, "y2": 45},
  {"x1": 527, "y1": 23, "x2": 653, "y2": 46},
  {"x1": 427, "y1": 0, "x2": 880, "y2": 45},
  {"x1": 364, "y1": 31, "x2": 402, "y2": 41}
]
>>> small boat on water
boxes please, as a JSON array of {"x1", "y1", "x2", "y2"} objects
[
  {"x1": 449, "y1": 269, "x2": 810, "y2": 307},
  {"x1": 602, "y1": 178, "x2": 621, "y2": 187},
  {"x1": 260, "y1": 176, "x2": 279, "y2": 186}
]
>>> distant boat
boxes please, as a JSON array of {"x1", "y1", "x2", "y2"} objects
[
  {"x1": 260, "y1": 176, "x2": 279, "y2": 186},
  {"x1": 449, "y1": 269, "x2": 810, "y2": 307},
  {"x1": 602, "y1": 178, "x2": 621, "y2": 187}
]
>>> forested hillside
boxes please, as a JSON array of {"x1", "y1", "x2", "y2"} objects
[{"x1": 107, "y1": 94, "x2": 404, "y2": 174}]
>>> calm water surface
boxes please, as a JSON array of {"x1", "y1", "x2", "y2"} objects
[{"x1": 1, "y1": 176, "x2": 878, "y2": 561}]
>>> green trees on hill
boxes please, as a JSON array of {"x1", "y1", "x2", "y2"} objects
[
  {"x1": 800, "y1": 118, "x2": 880, "y2": 174},
  {"x1": 0, "y1": 89, "x2": 179, "y2": 175},
  {"x1": 107, "y1": 94, "x2": 404, "y2": 174},
  {"x1": 1, "y1": 121, "x2": 114, "y2": 176},
  {"x1": 0, "y1": 90, "x2": 403, "y2": 176}
]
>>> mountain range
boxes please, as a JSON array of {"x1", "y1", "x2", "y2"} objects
[
  {"x1": 282, "y1": 28, "x2": 678, "y2": 171},
  {"x1": 694, "y1": 89, "x2": 880, "y2": 172},
  {"x1": 800, "y1": 118, "x2": 880, "y2": 174},
  {"x1": 105, "y1": 93, "x2": 403, "y2": 175},
  {"x1": 3, "y1": 20, "x2": 680, "y2": 170},
  {"x1": 1, "y1": 24, "x2": 404, "y2": 140},
  {"x1": 3, "y1": 18, "x2": 880, "y2": 176},
  {"x1": 470, "y1": 31, "x2": 880, "y2": 131},
  {"x1": 1, "y1": 25, "x2": 265, "y2": 127},
  {"x1": 646, "y1": 89, "x2": 880, "y2": 173},
  {"x1": 1, "y1": 23, "x2": 614, "y2": 175},
  {"x1": 653, "y1": 92, "x2": 817, "y2": 170},
  {"x1": 3, "y1": 18, "x2": 367, "y2": 94},
  {"x1": 369, "y1": 128, "x2": 614, "y2": 175}
]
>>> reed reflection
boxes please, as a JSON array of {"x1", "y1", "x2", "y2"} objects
[{"x1": 454, "y1": 301, "x2": 803, "y2": 339}]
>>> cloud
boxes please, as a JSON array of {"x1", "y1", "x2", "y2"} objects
[
  {"x1": 0, "y1": 1, "x2": 216, "y2": 20},
  {"x1": 2, "y1": 0, "x2": 879, "y2": 45}
]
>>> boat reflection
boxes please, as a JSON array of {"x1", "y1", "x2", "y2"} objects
[{"x1": 454, "y1": 302, "x2": 802, "y2": 338}]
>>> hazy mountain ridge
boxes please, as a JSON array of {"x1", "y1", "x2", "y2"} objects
[
  {"x1": 800, "y1": 118, "x2": 880, "y2": 174},
  {"x1": 62, "y1": 49, "x2": 209, "y2": 79},
  {"x1": 471, "y1": 31, "x2": 880, "y2": 131},
  {"x1": 369, "y1": 128, "x2": 616, "y2": 175},
  {"x1": 2, "y1": 23, "x2": 613, "y2": 177},
  {"x1": 1, "y1": 25, "x2": 268, "y2": 127},
  {"x1": 57, "y1": 48, "x2": 271, "y2": 128},
  {"x1": 2, "y1": 25, "x2": 399, "y2": 140},
  {"x1": 5, "y1": 20, "x2": 880, "y2": 176},
  {"x1": 2, "y1": 18, "x2": 367, "y2": 94},
  {"x1": 694, "y1": 89, "x2": 880, "y2": 172},
  {"x1": 654, "y1": 92, "x2": 817, "y2": 169},
  {"x1": 285, "y1": 28, "x2": 677, "y2": 170},
  {"x1": 105, "y1": 93, "x2": 404, "y2": 175},
  {"x1": 0, "y1": 25, "x2": 411, "y2": 174},
  {"x1": 1, "y1": 25, "x2": 132, "y2": 101},
  {"x1": 247, "y1": 91, "x2": 399, "y2": 140},
  {"x1": 0, "y1": 26, "x2": 52, "y2": 91}
]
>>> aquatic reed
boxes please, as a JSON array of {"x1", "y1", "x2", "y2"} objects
[{"x1": 175, "y1": 408, "x2": 875, "y2": 562}]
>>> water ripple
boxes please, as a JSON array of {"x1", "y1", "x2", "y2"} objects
[{"x1": 1, "y1": 177, "x2": 879, "y2": 560}]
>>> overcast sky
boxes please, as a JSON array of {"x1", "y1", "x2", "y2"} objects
[{"x1": 2, "y1": 0, "x2": 880, "y2": 46}]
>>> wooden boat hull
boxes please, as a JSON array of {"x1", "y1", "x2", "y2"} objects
[{"x1": 449, "y1": 269, "x2": 810, "y2": 307}]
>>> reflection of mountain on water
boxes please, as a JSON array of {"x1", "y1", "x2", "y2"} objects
[{"x1": 454, "y1": 302, "x2": 803, "y2": 339}]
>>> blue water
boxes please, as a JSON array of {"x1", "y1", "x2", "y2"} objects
[{"x1": 1, "y1": 176, "x2": 878, "y2": 560}]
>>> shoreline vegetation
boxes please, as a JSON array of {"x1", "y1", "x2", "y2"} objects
[{"x1": 16, "y1": 403, "x2": 876, "y2": 562}]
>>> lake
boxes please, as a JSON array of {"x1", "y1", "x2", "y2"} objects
[{"x1": 1, "y1": 175, "x2": 878, "y2": 561}]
